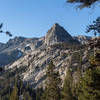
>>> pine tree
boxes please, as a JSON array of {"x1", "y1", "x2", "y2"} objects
[
  {"x1": 10, "y1": 81, "x2": 19, "y2": 100},
  {"x1": 42, "y1": 60, "x2": 61, "y2": 100},
  {"x1": 61, "y1": 68, "x2": 74, "y2": 100},
  {"x1": 36, "y1": 88, "x2": 43, "y2": 100},
  {"x1": 23, "y1": 91, "x2": 32, "y2": 100},
  {"x1": 78, "y1": 51, "x2": 100, "y2": 100}
]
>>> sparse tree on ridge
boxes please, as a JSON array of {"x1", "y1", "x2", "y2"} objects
[
  {"x1": 86, "y1": 17, "x2": 100, "y2": 37},
  {"x1": 0, "y1": 23, "x2": 12, "y2": 37}
]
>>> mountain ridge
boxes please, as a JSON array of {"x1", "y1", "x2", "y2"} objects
[{"x1": 0, "y1": 23, "x2": 92, "y2": 67}]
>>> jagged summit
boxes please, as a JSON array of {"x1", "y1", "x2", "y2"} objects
[
  {"x1": 45, "y1": 23, "x2": 77, "y2": 45},
  {"x1": 52, "y1": 23, "x2": 61, "y2": 28}
]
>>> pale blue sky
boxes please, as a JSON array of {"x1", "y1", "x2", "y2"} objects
[{"x1": 0, "y1": 0, "x2": 100, "y2": 43}]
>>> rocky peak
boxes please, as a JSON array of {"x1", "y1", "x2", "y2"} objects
[
  {"x1": 45, "y1": 23, "x2": 75, "y2": 45},
  {"x1": 51, "y1": 23, "x2": 61, "y2": 31}
]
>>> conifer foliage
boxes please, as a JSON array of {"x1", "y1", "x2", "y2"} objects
[
  {"x1": 86, "y1": 17, "x2": 100, "y2": 37},
  {"x1": 61, "y1": 68, "x2": 73, "y2": 100},
  {"x1": 42, "y1": 60, "x2": 61, "y2": 100},
  {"x1": 66, "y1": 0, "x2": 99, "y2": 8},
  {"x1": 10, "y1": 81, "x2": 19, "y2": 100},
  {"x1": 78, "y1": 51, "x2": 100, "y2": 100}
]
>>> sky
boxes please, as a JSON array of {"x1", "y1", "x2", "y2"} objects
[{"x1": 0, "y1": 0, "x2": 100, "y2": 43}]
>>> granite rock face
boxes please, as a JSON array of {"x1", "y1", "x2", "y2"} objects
[{"x1": 5, "y1": 42, "x2": 90, "y2": 88}]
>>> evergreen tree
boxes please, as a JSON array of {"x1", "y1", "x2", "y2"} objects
[
  {"x1": 78, "y1": 51, "x2": 100, "y2": 100},
  {"x1": 23, "y1": 91, "x2": 32, "y2": 100},
  {"x1": 61, "y1": 68, "x2": 74, "y2": 100},
  {"x1": 72, "y1": 67, "x2": 82, "y2": 100},
  {"x1": 10, "y1": 81, "x2": 19, "y2": 100},
  {"x1": 42, "y1": 60, "x2": 61, "y2": 100},
  {"x1": 36, "y1": 88, "x2": 43, "y2": 100},
  {"x1": 86, "y1": 17, "x2": 100, "y2": 37}
]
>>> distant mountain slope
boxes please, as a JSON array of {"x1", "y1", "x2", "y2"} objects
[
  {"x1": 0, "y1": 37, "x2": 40, "y2": 67},
  {"x1": 73, "y1": 35, "x2": 92, "y2": 44},
  {"x1": 0, "y1": 43, "x2": 6, "y2": 52},
  {"x1": 0, "y1": 49, "x2": 23, "y2": 67}
]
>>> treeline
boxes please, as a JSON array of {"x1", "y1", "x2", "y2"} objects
[{"x1": 0, "y1": 50, "x2": 100, "y2": 100}]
